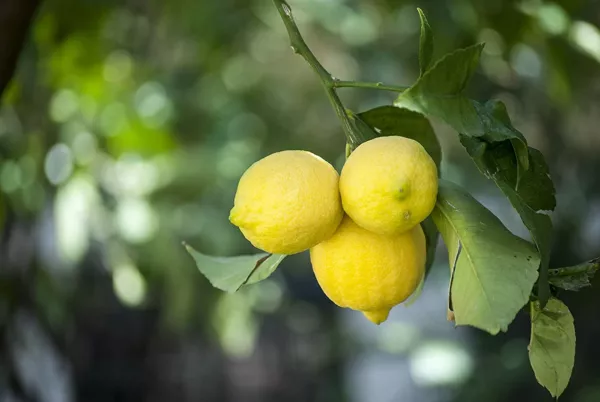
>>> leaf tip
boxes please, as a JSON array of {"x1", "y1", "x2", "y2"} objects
[{"x1": 182, "y1": 241, "x2": 194, "y2": 254}]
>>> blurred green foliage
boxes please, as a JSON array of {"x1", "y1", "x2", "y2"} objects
[{"x1": 1, "y1": 0, "x2": 600, "y2": 401}]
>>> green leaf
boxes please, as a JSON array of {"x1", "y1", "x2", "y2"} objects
[
  {"x1": 421, "y1": 217, "x2": 439, "y2": 275},
  {"x1": 394, "y1": 44, "x2": 483, "y2": 133},
  {"x1": 549, "y1": 257, "x2": 599, "y2": 291},
  {"x1": 358, "y1": 105, "x2": 442, "y2": 169},
  {"x1": 431, "y1": 180, "x2": 539, "y2": 334},
  {"x1": 184, "y1": 243, "x2": 286, "y2": 292},
  {"x1": 529, "y1": 298, "x2": 575, "y2": 398},
  {"x1": 393, "y1": 46, "x2": 529, "y2": 175},
  {"x1": 460, "y1": 137, "x2": 555, "y2": 306},
  {"x1": 405, "y1": 218, "x2": 438, "y2": 306},
  {"x1": 345, "y1": 109, "x2": 378, "y2": 153},
  {"x1": 417, "y1": 8, "x2": 434, "y2": 75}
]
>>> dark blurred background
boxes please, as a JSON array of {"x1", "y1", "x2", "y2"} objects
[{"x1": 0, "y1": 0, "x2": 599, "y2": 401}]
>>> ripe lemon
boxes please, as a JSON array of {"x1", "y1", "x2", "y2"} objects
[
  {"x1": 310, "y1": 215, "x2": 426, "y2": 324},
  {"x1": 230, "y1": 150, "x2": 343, "y2": 255},
  {"x1": 340, "y1": 136, "x2": 438, "y2": 235}
]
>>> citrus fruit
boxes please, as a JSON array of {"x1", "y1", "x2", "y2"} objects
[
  {"x1": 230, "y1": 150, "x2": 343, "y2": 254},
  {"x1": 310, "y1": 215, "x2": 426, "y2": 324},
  {"x1": 340, "y1": 136, "x2": 438, "y2": 235}
]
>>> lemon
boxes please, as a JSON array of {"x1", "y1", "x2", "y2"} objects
[
  {"x1": 230, "y1": 150, "x2": 343, "y2": 255},
  {"x1": 340, "y1": 136, "x2": 438, "y2": 235},
  {"x1": 310, "y1": 215, "x2": 426, "y2": 324}
]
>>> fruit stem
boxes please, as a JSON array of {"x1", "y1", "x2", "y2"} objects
[{"x1": 272, "y1": 0, "x2": 406, "y2": 145}]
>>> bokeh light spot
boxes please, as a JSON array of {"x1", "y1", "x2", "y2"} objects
[
  {"x1": 72, "y1": 131, "x2": 98, "y2": 165},
  {"x1": 479, "y1": 28, "x2": 505, "y2": 56},
  {"x1": 222, "y1": 55, "x2": 262, "y2": 92},
  {"x1": 538, "y1": 3, "x2": 569, "y2": 35},
  {"x1": 409, "y1": 341, "x2": 473, "y2": 386},
  {"x1": 0, "y1": 161, "x2": 23, "y2": 193},
  {"x1": 134, "y1": 82, "x2": 173, "y2": 128},
  {"x1": 570, "y1": 21, "x2": 600, "y2": 63},
  {"x1": 249, "y1": 279, "x2": 284, "y2": 313},
  {"x1": 510, "y1": 44, "x2": 542, "y2": 79},
  {"x1": 49, "y1": 89, "x2": 79, "y2": 123},
  {"x1": 116, "y1": 197, "x2": 158, "y2": 244},
  {"x1": 339, "y1": 10, "x2": 379, "y2": 46},
  {"x1": 377, "y1": 322, "x2": 421, "y2": 354},
  {"x1": 103, "y1": 50, "x2": 133, "y2": 83},
  {"x1": 44, "y1": 144, "x2": 74, "y2": 185},
  {"x1": 113, "y1": 263, "x2": 147, "y2": 307},
  {"x1": 99, "y1": 102, "x2": 129, "y2": 136},
  {"x1": 55, "y1": 175, "x2": 97, "y2": 264}
]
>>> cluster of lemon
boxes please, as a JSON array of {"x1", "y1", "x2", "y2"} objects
[{"x1": 229, "y1": 136, "x2": 438, "y2": 324}]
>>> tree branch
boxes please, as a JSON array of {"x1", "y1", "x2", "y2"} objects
[
  {"x1": 272, "y1": 0, "x2": 404, "y2": 146},
  {"x1": 333, "y1": 80, "x2": 408, "y2": 93}
]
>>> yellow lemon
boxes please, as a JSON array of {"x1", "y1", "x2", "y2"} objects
[
  {"x1": 230, "y1": 150, "x2": 343, "y2": 255},
  {"x1": 310, "y1": 215, "x2": 426, "y2": 324},
  {"x1": 340, "y1": 136, "x2": 438, "y2": 235}
]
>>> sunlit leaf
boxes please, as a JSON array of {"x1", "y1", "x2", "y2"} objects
[
  {"x1": 394, "y1": 45, "x2": 529, "y2": 174},
  {"x1": 529, "y1": 298, "x2": 575, "y2": 398},
  {"x1": 432, "y1": 180, "x2": 539, "y2": 334},
  {"x1": 461, "y1": 137, "x2": 555, "y2": 305},
  {"x1": 184, "y1": 243, "x2": 286, "y2": 292},
  {"x1": 394, "y1": 44, "x2": 484, "y2": 133}
]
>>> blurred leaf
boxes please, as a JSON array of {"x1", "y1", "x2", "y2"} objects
[
  {"x1": 393, "y1": 46, "x2": 529, "y2": 175},
  {"x1": 417, "y1": 8, "x2": 434, "y2": 75},
  {"x1": 432, "y1": 180, "x2": 539, "y2": 334},
  {"x1": 358, "y1": 105, "x2": 441, "y2": 169},
  {"x1": 549, "y1": 257, "x2": 599, "y2": 291},
  {"x1": 461, "y1": 137, "x2": 555, "y2": 306},
  {"x1": 529, "y1": 298, "x2": 575, "y2": 398},
  {"x1": 184, "y1": 243, "x2": 286, "y2": 292}
]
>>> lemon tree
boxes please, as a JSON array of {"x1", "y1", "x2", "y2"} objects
[{"x1": 184, "y1": 1, "x2": 599, "y2": 398}]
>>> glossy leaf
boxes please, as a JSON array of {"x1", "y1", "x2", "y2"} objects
[
  {"x1": 461, "y1": 137, "x2": 555, "y2": 305},
  {"x1": 529, "y1": 298, "x2": 575, "y2": 398},
  {"x1": 432, "y1": 181, "x2": 539, "y2": 334},
  {"x1": 184, "y1": 243, "x2": 286, "y2": 292}
]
